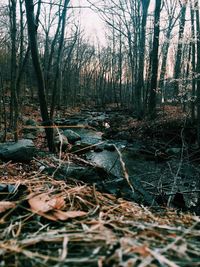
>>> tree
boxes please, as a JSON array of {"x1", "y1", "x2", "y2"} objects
[
  {"x1": 148, "y1": 0, "x2": 162, "y2": 118},
  {"x1": 136, "y1": 0, "x2": 150, "y2": 118},
  {"x1": 9, "y1": 0, "x2": 18, "y2": 141},
  {"x1": 50, "y1": 0, "x2": 70, "y2": 118},
  {"x1": 158, "y1": 0, "x2": 179, "y2": 101},
  {"x1": 195, "y1": 0, "x2": 200, "y2": 146},
  {"x1": 190, "y1": 0, "x2": 196, "y2": 121},
  {"x1": 25, "y1": 0, "x2": 54, "y2": 152},
  {"x1": 173, "y1": 0, "x2": 188, "y2": 97}
]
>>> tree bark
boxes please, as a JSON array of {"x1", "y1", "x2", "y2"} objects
[
  {"x1": 9, "y1": 0, "x2": 18, "y2": 141},
  {"x1": 195, "y1": 0, "x2": 200, "y2": 146},
  {"x1": 25, "y1": 0, "x2": 54, "y2": 152},
  {"x1": 50, "y1": 0, "x2": 70, "y2": 119},
  {"x1": 173, "y1": 0, "x2": 187, "y2": 97},
  {"x1": 158, "y1": 0, "x2": 179, "y2": 101},
  {"x1": 148, "y1": 0, "x2": 162, "y2": 118},
  {"x1": 136, "y1": 0, "x2": 150, "y2": 119},
  {"x1": 190, "y1": 1, "x2": 196, "y2": 122}
]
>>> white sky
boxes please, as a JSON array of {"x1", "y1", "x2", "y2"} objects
[
  {"x1": 71, "y1": 0, "x2": 155, "y2": 45},
  {"x1": 72, "y1": 0, "x2": 106, "y2": 45}
]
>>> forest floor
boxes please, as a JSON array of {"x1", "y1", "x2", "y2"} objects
[{"x1": 0, "y1": 104, "x2": 200, "y2": 266}]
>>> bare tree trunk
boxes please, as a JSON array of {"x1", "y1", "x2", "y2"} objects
[
  {"x1": 50, "y1": 0, "x2": 69, "y2": 119},
  {"x1": 25, "y1": 0, "x2": 54, "y2": 152},
  {"x1": 0, "y1": 71, "x2": 7, "y2": 141},
  {"x1": 148, "y1": 0, "x2": 162, "y2": 118},
  {"x1": 16, "y1": 0, "x2": 24, "y2": 97},
  {"x1": 190, "y1": 1, "x2": 196, "y2": 122},
  {"x1": 136, "y1": 0, "x2": 150, "y2": 119},
  {"x1": 45, "y1": 0, "x2": 62, "y2": 94},
  {"x1": 173, "y1": 0, "x2": 187, "y2": 97},
  {"x1": 9, "y1": 0, "x2": 18, "y2": 141},
  {"x1": 158, "y1": 0, "x2": 179, "y2": 102},
  {"x1": 195, "y1": 0, "x2": 200, "y2": 146},
  {"x1": 119, "y1": 22, "x2": 123, "y2": 107}
]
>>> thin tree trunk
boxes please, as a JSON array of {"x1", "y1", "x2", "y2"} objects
[
  {"x1": 50, "y1": 0, "x2": 69, "y2": 119},
  {"x1": 148, "y1": 0, "x2": 162, "y2": 118},
  {"x1": 25, "y1": 0, "x2": 54, "y2": 152},
  {"x1": 190, "y1": 1, "x2": 196, "y2": 121},
  {"x1": 136, "y1": 0, "x2": 150, "y2": 119},
  {"x1": 173, "y1": 0, "x2": 187, "y2": 97},
  {"x1": 9, "y1": 0, "x2": 18, "y2": 141},
  {"x1": 45, "y1": 0, "x2": 62, "y2": 92},
  {"x1": 195, "y1": 0, "x2": 200, "y2": 146}
]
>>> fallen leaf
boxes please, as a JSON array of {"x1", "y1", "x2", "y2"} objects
[
  {"x1": 167, "y1": 233, "x2": 177, "y2": 238},
  {"x1": 130, "y1": 245, "x2": 150, "y2": 257},
  {"x1": 0, "y1": 201, "x2": 16, "y2": 213},
  {"x1": 53, "y1": 210, "x2": 87, "y2": 221},
  {"x1": 28, "y1": 193, "x2": 86, "y2": 221},
  {"x1": 53, "y1": 196, "x2": 65, "y2": 209},
  {"x1": 28, "y1": 193, "x2": 65, "y2": 213}
]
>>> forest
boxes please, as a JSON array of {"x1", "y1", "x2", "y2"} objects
[{"x1": 0, "y1": 0, "x2": 200, "y2": 266}]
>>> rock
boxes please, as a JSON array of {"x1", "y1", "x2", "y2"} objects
[
  {"x1": 65, "y1": 166, "x2": 111, "y2": 183},
  {"x1": 54, "y1": 133, "x2": 71, "y2": 152},
  {"x1": 63, "y1": 130, "x2": 81, "y2": 143},
  {"x1": 0, "y1": 183, "x2": 27, "y2": 201},
  {"x1": 0, "y1": 132, "x2": 5, "y2": 142},
  {"x1": 172, "y1": 191, "x2": 186, "y2": 210},
  {"x1": 70, "y1": 143, "x2": 90, "y2": 154},
  {"x1": 67, "y1": 119, "x2": 81, "y2": 125},
  {"x1": 94, "y1": 145, "x2": 104, "y2": 152},
  {"x1": 54, "y1": 118, "x2": 82, "y2": 126},
  {"x1": 54, "y1": 118, "x2": 68, "y2": 126},
  {"x1": 104, "y1": 143, "x2": 116, "y2": 151},
  {"x1": 115, "y1": 131, "x2": 131, "y2": 140},
  {"x1": 0, "y1": 139, "x2": 36, "y2": 162},
  {"x1": 73, "y1": 129, "x2": 102, "y2": 145},
  {"x1": 23, "y1": 119, "x2": 38, "y2": 136},
  {"x1": 45, "y1": 164, "x2": 156, "y2": 206},
  {"x1": 37, "y1": 151, "x2": 48, "y2": 158},
  {"x1": 25, "y1": 119, "x2": 37, "y2": 126},
  {"x1": 88, "y1": 120, "x2": 99, "y2": 128},
  {"x1": 166, "y1": 147, "x2": 182, "y2": 155},
  {"x1": 24, "y1": 133, "x2": 36, "y2": 140}
]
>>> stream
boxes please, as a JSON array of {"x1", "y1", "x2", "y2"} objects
[{"x1": 55, "y1": 109, "x2": 199, "y2": 210}]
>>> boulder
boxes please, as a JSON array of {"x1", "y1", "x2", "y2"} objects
[
  {"x1": 23, "y1": 119, "x2": 38, "y2": 136},
  {"x1": 63, "y1": 130, "x2": 81, "y2": 143},
  {"x1": 166, "y1": 147, "x2": 182, "y2": 155},
  {"x1": 24, "y1": 133, "x2": 36, "y2": 140},
  {"x1": 104, "y1": 143, "x2": 116, "y2": 151},
  {"x1": 25, "y1": 119, "x2": 37, "y2": 126},
  {"x1": 45, "y1": 164, "x2": 156, "y2": 206},
  {"x1": 54, "y1": 133, "x2": 71, "y2": 152},
  {"x1": 94, "y1": 145, "x2": 104, "y2": 152},
  {"x1": 0, "y1": 139, "x2": 36, "y2": 162},
  {"x1": 88, "y1": 120, "x2": 99, "y2": 128}
]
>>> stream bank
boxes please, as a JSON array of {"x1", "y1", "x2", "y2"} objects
[
  {"x1": 1, "y1": 107, "x2": 198, "y2": 212},
  {"x1": 49, "y1": 108, "x2": 200, "y2": 213}
]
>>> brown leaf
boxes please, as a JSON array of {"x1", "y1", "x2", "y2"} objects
[
  {"x1": 28, "y1": 193, "x2": 65, "y2": 213},
  {"x1": 53, "y1": 210, "x2": 87, "y2": 221},
  {"x1": 0, "y1": 201, "x2": 16, "y2": 213},
  {"x1": 53, "y1": 196, "x2": 65, "y2": 209},
  {"x1": 28, "y1": 193, "x2": 86, "y2": 221},
  {"x1": 130, "y1": 245, "x2": 150, "y2": 257}
]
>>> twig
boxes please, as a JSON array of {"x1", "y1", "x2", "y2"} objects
[{"x1": 112, "y1": 144, "x2": 134, "y2": 193}]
